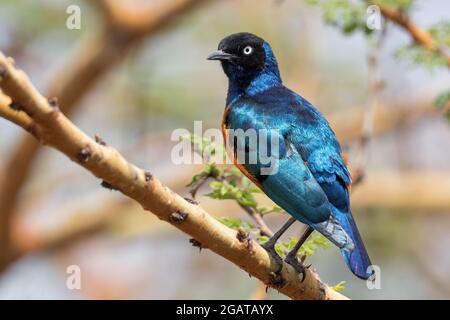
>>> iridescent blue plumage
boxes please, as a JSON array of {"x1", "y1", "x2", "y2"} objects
[{"x1": 210, "y1": 32, "x2": 373, "y2": 279}]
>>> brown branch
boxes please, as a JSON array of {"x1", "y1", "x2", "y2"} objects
[
  {"x1": 237, "y1": 203, "x2": 274, "y2": 237},
  {"x1": 98, "y1": 0, "x2": 201, "y2": 33},
  {"x1": 371, "y1": 2, "x2": 450, "y2": 67},
  {"x1": 0, "y1": 52, "x2": 347, "y2": 300},
  {"x1": 0, "y1": 0, "x2": 208, "y2": 270},
  {"x1": 0, "y1": 92, "x2": 34, "y2": 133},
  {"x1": 352, "y1": 170, "x2": 450, "y2": 211}
]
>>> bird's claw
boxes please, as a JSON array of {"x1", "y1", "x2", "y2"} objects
[
  {"x1": 285, "y1": 252, "x2": 307, "y2": 282},
  {"x1": 261, "y1": 242, "x2": 283, "y2": 274}
]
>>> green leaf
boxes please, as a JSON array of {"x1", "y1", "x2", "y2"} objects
[
  {"x1": 395, "y1": 20, "x2": 450, "y2": 70},
  {"x1": 297, "y1": 231, "x2": 332, "y2": 257},
  {"x1": 217, "y1": 216, "x2": 242, "y2": 229},
  {"x1": 373, "y1": 0, "x2": 413, "y2": 10},
  {"x1": 217, "y1": 216, "x2": 255, "y2": 231},
  {"x1": 205, "y1": 163, "x2": 221, "y2": 177},
  {"x1": 395, "y1": 44, "x2": 448, "y2": 70},
  {"x1": 181, "y1": 133, "x2": 226, "y2": 162},
  {"x1": 306, "y1": 0, "x2": 368, "y2": 35},
  {"x1": 275, "y1": 243, "x2": 286, "y2": 256},
  {"x1": 330, "y1": 281, "x2": 346, "y2": 292},
  {"x1": 434, "y1": 90, "x2": 450, "y2": 109},
  {"x1": 258, "y1": 235, "x2": 269, "y2": 244},
  {"x1": 428, "y1": 21, "x2": 450, "y2": 47}
]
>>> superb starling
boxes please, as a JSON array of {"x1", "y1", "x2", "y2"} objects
[{"x1": 208, "y1": 32, "x2": 373, "y2": 280}]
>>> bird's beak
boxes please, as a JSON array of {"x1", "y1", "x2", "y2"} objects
[{"x1": 207, "y1": 50, "x2": 234, "y2": 61}]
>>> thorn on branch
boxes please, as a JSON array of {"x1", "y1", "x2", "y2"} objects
[
  {"x1": 77, "y1": 145, "x2": 92, "y2": 163},
  {"x1": 48, "y1": 97, "x2": 61, "y2": 118},
  {"x1": 101, "y1": 180, "x2": 118, "y2": 191},
  {"x1": 95, "y1": 134, "x2": 107, "y2": 146},
  {"x1": 268, "y1": 271, "x2": 285, "y2": 289},
  {"x1": 184, "y1": 197, "x2": 199, "y2": 205},
  {"x1": 144, "y1": 171, "x2": 153, "y2": 182},
  {"x1": 9, "y1": 101, "x2": 23, "y2": 111},
  {"x1": 0, "y1": 64, "x2": 8, "y2": 81},
  {"x1": 47, "y1": 97, "x2": 59, "y2": 108},
  {"x1": 236, "y1": 228, "x2": 255, "y2": 253},
  {"x1": 169, "y1": 211, "x2": 188, "y2": 224},
  {"x1": 7, "y1": 57, "x2": 15, "y2": 66},
  {"x1": 189, "y1": 238, "x2": 204, "y2": 251}
]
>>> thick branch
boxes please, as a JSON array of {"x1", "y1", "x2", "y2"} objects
[
  {"x1": 0, "y1": 0, "x2": 208, "y2": 269},
  {"x1": 0, "y1": 52, "x2": 347, "y2": 300}
]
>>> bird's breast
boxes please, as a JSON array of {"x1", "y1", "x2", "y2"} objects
[{"x1": 221, "y1": 104, "x2": 264, "y2": 189}]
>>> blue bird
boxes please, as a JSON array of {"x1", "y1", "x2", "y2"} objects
[{"x1": 208, "y1": 32, "x2": 373, "y2": 280}]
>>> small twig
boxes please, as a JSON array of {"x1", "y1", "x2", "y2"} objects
[
  {"x1": 189, "y1": 168, "x2": 275, "y2": 237},
  {"x1": 238, "y1": 203, "x2": 274, "y2": 237},
  {"x1": 189, "y1": 175, "x2": 211, "y2": 199},
  {"x1": 352, "y1": 23, "x2": 387, "y2": 186}
]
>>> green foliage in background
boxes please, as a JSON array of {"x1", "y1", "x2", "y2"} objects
[
  {"x1": 396, "y1": 21, "x2": 450, "y2": 70},
  {"x1": 304, "y1": 0, "x2": 448, "y2": 69},
  {"x1": 305, "y1": 0, "x2": 369, "y2": 34},
  {"x1": 304, "y1": 0, "x2": 450, "y2": 121},
  {"x1": 434, "y1": 89, "x2": 450, "y2": 122}
]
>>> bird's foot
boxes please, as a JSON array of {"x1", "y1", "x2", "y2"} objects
[
  {"x1": 285, "y1": 252, "x2": 308, "y2": 282},
  {"x1": 261, "y1": 241, "x2": 283, "y2": 274}
]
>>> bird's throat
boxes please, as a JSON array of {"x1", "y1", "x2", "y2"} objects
[{"x1": 225, "y1": 69, "x2": 282, "y2": 106}]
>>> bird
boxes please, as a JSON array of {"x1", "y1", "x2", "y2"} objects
[{"x1": 207, "y1": 32, "x2": 373, "y2": 280}]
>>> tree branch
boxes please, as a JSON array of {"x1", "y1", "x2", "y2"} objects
[
  {"x1": 0, "y1": 92, "x2": 34, "y2": 133},
  {"x1": 0, "y1": 52, "x2": 347, "y2": 300},
  {"x1": 371, "y1": 1, "x2": 450, "y2": 67},
  {"x1": 0, "y1": 0, "x2": 208, "y2": 270}
]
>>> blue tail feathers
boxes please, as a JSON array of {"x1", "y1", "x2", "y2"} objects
[{"x1": 333, "y1": 207, "x2": 373, "y2": 280}]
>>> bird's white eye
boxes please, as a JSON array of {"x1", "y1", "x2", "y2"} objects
[{"x1": 243, "y1": 46, "x2": 253, "y2": 55}]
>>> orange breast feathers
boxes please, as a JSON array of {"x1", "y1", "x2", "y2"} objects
[{"x1": 221, "y1": 106, "x2": 263, "y2": 189}]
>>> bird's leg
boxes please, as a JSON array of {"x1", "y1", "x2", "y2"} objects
[
  {"x1": 285, "y1": 226, "x2": 314, "y2": 282},
  {"x1": 261, "y1": 217, "x2": 296, "y2": 273}
]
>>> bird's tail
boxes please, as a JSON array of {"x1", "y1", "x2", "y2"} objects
[{"x1": 333, "y1": 207, "x2": 373, "y2": 280}]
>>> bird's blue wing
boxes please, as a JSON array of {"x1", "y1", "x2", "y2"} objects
[
  {"x1": 261, "y1": 137, "x2": 332, "y2": 225},
  {"x1": 287, "y1": 93, "x2": 351, "y2": 188},
  {"x1": 225, "y1": 97, "x2": 341, "y2": 225},
  {"x1": 287, "y1": 93, "x2": 373, "y2": 279}
]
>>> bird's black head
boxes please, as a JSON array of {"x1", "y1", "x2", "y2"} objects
[
  {"x1": 208, "y1": 33, "x2": 281, "y2": 104},
  {"x1": 207, "y1": 32, "x2": 266, "y2": 72}
]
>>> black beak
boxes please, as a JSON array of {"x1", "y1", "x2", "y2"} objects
[{"x1": 207, "y1": 50, "x2": 234, "y2": 61}]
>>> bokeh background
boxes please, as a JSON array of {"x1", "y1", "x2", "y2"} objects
[{"x1": 0, "y1": 0, "x2": 449, "y2": 299}]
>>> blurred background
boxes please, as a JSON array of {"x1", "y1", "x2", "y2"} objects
[{"x1": 0, "y1": 0, "x2": 449, "y2": 299}]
